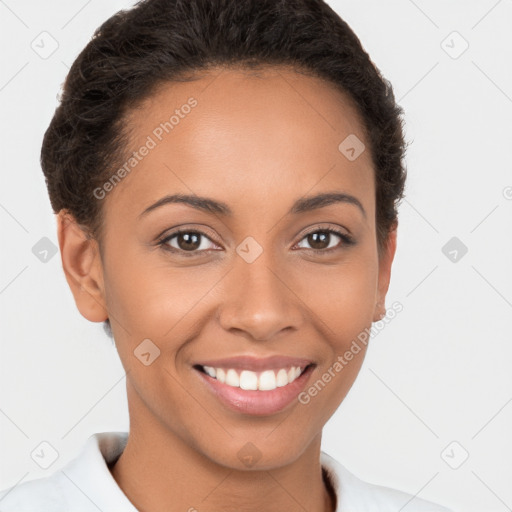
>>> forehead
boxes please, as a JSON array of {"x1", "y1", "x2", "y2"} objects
[{"x1": 106, "y1": 66, "x2": 375, "y2": 222}]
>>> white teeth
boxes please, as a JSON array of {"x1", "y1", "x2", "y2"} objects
[
  {"x1": 204, "y1": 366, "x2": 216, "y2": 378},
  {"x1": 258, "y1": 370, "x2": 276, "y2": 391},
  {"x1": 201, "y1": 365, "x2": 306, "y2": 390},
  {"x1": 216, "y1": 368, "x2": 226, "y2": 384},
  {"x1": 276, "y1": 369, "x2": 288, "y2": 387},
  {"x1": 225, "y1": 369, "x2": 240, "y2": 387},
  {"x1": 240, "y1": 370, "x2": 258, "y2": 390}
]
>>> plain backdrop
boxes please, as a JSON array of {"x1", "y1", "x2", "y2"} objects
[{"x1": 1, "y1": 1, "x2": 511, "y2": 511}]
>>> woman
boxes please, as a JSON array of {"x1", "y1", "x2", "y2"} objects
[{"x1": 0, "y1": 0, "x2": 453, "y2": 510}]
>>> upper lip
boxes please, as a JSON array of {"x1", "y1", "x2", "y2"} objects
[{"x1": 194, "y1": 355, "x2": 314, "y2": 371}]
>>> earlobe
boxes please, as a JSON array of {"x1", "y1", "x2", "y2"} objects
[
  {"x1": 373, "y1": 226, "x2": 398, "y2": 323},
  {"x1": 57, "y1": 210, "x2": 108, "y2": 323}
]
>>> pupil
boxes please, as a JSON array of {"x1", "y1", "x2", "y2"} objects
[
  {"x1": 309, "y1": 232, "x2": 329, "y2": 249},
  {"x1": 178, "y1": 232, "x2": 200, "y2": 251}
]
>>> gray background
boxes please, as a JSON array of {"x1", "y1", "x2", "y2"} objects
[{"x1": 1, "y1": 1, "x2": 511, "y2": 511}]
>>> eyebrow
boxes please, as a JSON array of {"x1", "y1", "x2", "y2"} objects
[{"x1": 139, "y1": 191, "x2": 366, "y2": 219}]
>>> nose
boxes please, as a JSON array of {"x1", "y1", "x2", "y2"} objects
[{"x1": 216, "y1": 251, "x2": 304, "y2": 342}]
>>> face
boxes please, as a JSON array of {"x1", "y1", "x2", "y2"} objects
[{"x1": 63, "y1": 66, "x2": 395, "y2": 470}]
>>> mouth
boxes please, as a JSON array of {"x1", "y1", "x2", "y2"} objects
[
  {"x1": 193, "y1": 358, "x2": 316, "y2": 416},
  {"x1": 194, "y1": 364, "x2": 311, "y2": 391}
]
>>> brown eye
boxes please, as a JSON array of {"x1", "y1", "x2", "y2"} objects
[
  {"x1": 306, "y1": 231, "x2": 331, "y2": 250},
  {"x1": 161, "y1": 229, "x2": 218, "y2": 255},
  {"x1": 175, "y1": 232, "x2": 201, "y2": 251},
  {"x1": 296, "y1": 228, "x2": 355, "y2": 253}
]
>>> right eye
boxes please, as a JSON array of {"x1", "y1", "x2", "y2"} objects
[{"x1": 159, "y1": 229, "x2": 221, "y2": 257}]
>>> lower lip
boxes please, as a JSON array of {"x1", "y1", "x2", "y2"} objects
[{"x1": 194, "y1": 365, "x2": 315, "y2": 416}]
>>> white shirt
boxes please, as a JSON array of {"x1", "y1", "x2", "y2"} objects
[{"x1": 0, "y1": 431, "x2": 452, "y2": 511}]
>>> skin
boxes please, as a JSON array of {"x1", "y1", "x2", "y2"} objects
[{"x1": 57, "y1": 66, "x2": 396, "y2": 512}]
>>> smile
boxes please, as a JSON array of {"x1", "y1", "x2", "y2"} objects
[
  {"x1": 198, "y1": 365, "x2": 306, "y2": 391},
  {"x1": 193, "y1": 357, "x2": 316, "y2": 415}
]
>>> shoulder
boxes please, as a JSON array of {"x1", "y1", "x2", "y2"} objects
[
  {"x1": 0, "y1": 472, "x2": 70, "y2": 511},
  {"x1": 320, "y1": 452, "x2": 453, "y2": 512},
  {"x1": 0, "y1": 431, "x2": 132, "y2": 511}
]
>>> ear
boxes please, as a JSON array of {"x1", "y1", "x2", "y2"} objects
[
  {"x1": 373, "y1": 225, "x2": 398, "y2": 322},
  {"x1": 57, "y1": 210, "x2": 108, "y2": 323}
]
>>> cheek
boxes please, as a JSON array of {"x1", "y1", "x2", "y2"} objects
[
  {"x1": 102, "y1": 244, "x2": 204, "y2": 334},
  {"x1": 296, "y1": 252, "x2": 379, "y2": 340},
  {"x1": 296, "y1": 259, "x2": 377, "y2": 416}
]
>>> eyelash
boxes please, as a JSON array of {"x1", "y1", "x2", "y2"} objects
[{"x1": 157, "y1": 226, "x2": 355, "y2": 258}]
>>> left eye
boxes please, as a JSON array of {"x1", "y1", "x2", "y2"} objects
[{"x1": 295, "y1": 229, "x2": 349, "y2": 252}]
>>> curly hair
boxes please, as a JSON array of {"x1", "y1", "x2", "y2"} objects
[{"x1": 41, "y1": 0, "x2": 408, "y2": 336}]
